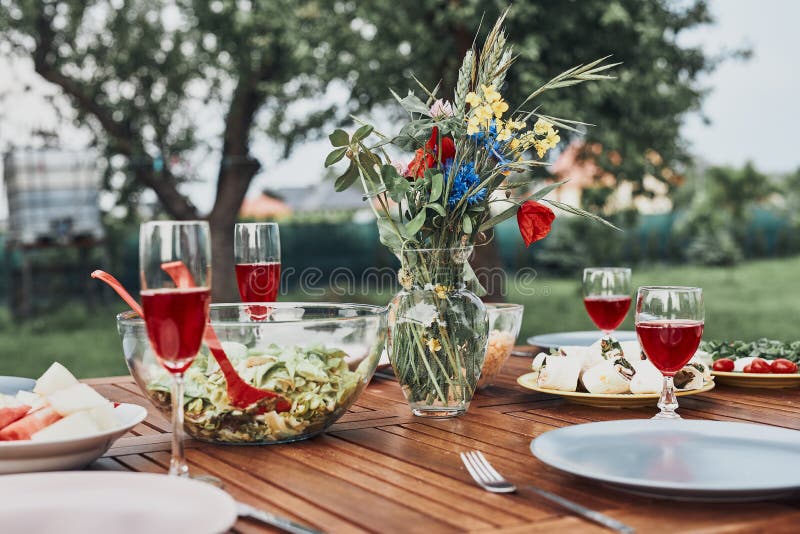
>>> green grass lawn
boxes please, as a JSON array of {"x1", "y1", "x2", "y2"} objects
[{"x1": 2, "y1": 256, "x2": 798, "y2": 379}]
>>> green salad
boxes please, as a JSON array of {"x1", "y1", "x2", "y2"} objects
[{"x1": 147, "y1": 342, "x2": 363, "y2": 443}]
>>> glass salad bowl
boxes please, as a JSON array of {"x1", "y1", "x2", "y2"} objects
[
  {"x1": 477, "y1": 303, "x2": 524, "y2": 390},
  {"x1": 117, "y1": 303, "x2": 387, "y2": 444}
]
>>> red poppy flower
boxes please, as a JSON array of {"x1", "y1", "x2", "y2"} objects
[
  {"x1": 405, "y1": 148, "x2": 431, "y2": 179},
  {"x1": 426, "y1": 127, "x2": 456, "y2": 163},
  {"x1": 404, "y1": 127, "x2": 455, "y2": 179},
  {"x1": 517, "y1": 200, "x2": 555, "y2": 247}
]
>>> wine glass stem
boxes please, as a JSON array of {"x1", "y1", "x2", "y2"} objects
[
  {"x1": 656, "y1": 375, "x2": 680, "y2": 419},
  {"x1": 169, "y1": 373, "x2": 189, "y2": 477}
]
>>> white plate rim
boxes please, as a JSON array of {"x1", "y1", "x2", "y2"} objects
[
  {"x1": 0, "y1": 403, "x2": 147, "y2": 451},
  {"x1": 531, "y1": 419, "x2": 800, "y2": 493},
  {"x1": 0, "y1": 471, "x2": 237, "y2": 533},
  {"x1": 517, "y1": 372, "x2": 715, "y2": 399},
  {"x1": 527, "y1": 330, "x2": 637, "y2": 349},
  {"x1": 711, "y1": 370, "x2": 800, "y2": 379}
]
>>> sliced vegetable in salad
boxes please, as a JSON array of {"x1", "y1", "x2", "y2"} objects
[
  {"x1": 701, "y1": 339, "x2": 800, "y2": 374},
  {"x1": 146, "y1": 342, "x2": 363, "y2": 443}
]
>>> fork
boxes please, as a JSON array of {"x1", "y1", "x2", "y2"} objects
[{"x1": 459, "y1": 451, "x2": 636, "y2": 534}]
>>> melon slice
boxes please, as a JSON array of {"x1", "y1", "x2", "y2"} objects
[
  {"x1": 16, "y1": 390, "x2": 46, "y2": 411},
  {"x1": 33, "y1": 362, "x2": 79, "y2": 396},
  {"x1": 32, "y1": 411, "x2": 101, "y2": 441},
  {"x1": 0, "y1": 407, "x2": 62, "y2": 441},
  {"x1": 47, "y1": 384, "x2": 111, "y2": 416},
  {"x1": 87, "y1": 404, "x2": 119, "y2": 431},
  {"x1": 0, "y1": 405, "x2": 31, "y2": 430}
]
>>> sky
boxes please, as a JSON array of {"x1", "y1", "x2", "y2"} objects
[{"x1": 1, "y1": 0, "x2": 798, "y2": 219}]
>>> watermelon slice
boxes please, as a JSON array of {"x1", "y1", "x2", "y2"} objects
[
  {"x1": 0, "y1": 405, "x2": 31, "y2": 431},
  {"x1": 0, "y1": 407, "x2": 62, "y2": 441}
]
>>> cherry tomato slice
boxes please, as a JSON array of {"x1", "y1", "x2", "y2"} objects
[
  {"x1": 746, "y1": 358, "x2": 771, "y2": 374},
  {"x1": 770, "y1": 359, "x2": 798, "y2": 374},
  {"x1": 712, "y1": 358, "x2": 735, "y2": 372}
]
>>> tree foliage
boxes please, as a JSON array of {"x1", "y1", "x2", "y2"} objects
[
  {"x1": 0, "y1": 0, "x2": 368, "y2": 298},
  {"x1": 0, "y1": 0, "x2": 739, "y2": 297},
  {"x1": 343, "y1": 0, "x2": 740, "y2": 195}
]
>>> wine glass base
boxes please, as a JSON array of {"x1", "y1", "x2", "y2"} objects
[{"x1": 651, "y1": 411, "x2": 681, "y2": 420}]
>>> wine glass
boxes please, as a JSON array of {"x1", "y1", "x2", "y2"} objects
[
  {"x1": 583, "y1": 267, "x2": 632, "y2": 341},
  {"x1": 635, "y1": 286, "x2": 704, "y2": 420},
  {"x1": 234, "y1": 223, "x2": 281, "y2": 319},
  {"x1": 140, "y1": 221, "x2": 211, "y2": 476}
]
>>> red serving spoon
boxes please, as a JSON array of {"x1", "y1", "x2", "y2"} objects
[{"x1": 91, "y1": 269, "x2": 290, "y2": 412}]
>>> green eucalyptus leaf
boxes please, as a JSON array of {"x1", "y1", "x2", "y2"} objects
[
  {"x1": 325, "y1": 146, "x2": 348, "y2": 168},
  {"x1": 377, "y1": 218, "x2": 404, "y2": 251},
  {"x1": 358, "y1": 152, "x2": 379, "y2": 180},
  {"x1": 463, "y1": 262, "x2": 487, "y2": 297},
  {"x1": 429, "y1": 173, "x2": 444, "y2": 202},
  {"x1": 399, "y1": 92, "x2": 431, "y2": 116},
  {"x1": 334, "y1": 160, "x2": 358, "y2": 192},
  {"x1": 329, "y1": 129, "x2": 349, "y2": 147},
  {"x1": 352, "y1": 124, "x2": 374, "y2": 141},
  {"x1": 424, "y1": 202, "x2": 446, "y2": 216},
  {"x1": 405, "y1": 210, "x2": 427, "y2": 236},
  {"x1": 462, "y1": 214, "x2": 473, "y2": 234}
]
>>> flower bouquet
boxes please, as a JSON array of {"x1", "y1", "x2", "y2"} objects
[{"x1": 326, "y1": 9, "x2": 617, "y2": 417}]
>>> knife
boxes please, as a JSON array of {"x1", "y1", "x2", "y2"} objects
[{"x1": 236, "y1": 501, "x2": 323, "y2": 534}]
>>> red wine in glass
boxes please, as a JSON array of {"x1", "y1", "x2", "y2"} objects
[
  {"x1": 141, "y1": 287, "x2": 211, "y2": 374},
  {"x1": 235, "y1": 262, "x2": 281, "y2": 302},
  {"x1": 635, "y1": 286, "x2": 704, "y2": 420},
  {"x1": 140, "y1": 220, "x2": 211, "y2": 477},
  {"x1": 582, "y1": 268, "x2": 631, "y2": 337},
  {"x1": 635, "y1": 320, "x2": 704, "y2": 375},
  {"x1": 234, "y1": 223, "x2": 281, "y2": 321},
  {"x1": 583, "y1": 295, "x2": 632, "y2": 333}
]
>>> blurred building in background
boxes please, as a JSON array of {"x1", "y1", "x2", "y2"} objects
[
  {"x1": 4, "y1": 149, "x2": 104, "y2": 245},
  {"x1": 2, "y1": 149, "x2": 107, "y2": 318}
]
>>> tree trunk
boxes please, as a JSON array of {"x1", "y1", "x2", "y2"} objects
[
  {"x1": 475, "y1": 240, "x2": 506, "y2": 302},
  {"x1": 208, "y1": 211, "x2": 239, "y2": 302}
]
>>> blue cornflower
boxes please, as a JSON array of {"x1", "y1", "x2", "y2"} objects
[
  {"x1": 469, "y1": 119, "x2": 510, "y2": 166},
  {"x1": 443, "y1": 160, "x2": 487, "y2": 209}
]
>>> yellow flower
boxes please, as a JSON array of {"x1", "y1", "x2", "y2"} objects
[
  {"x1": 533, "y1": 139, "x2": 548, "y2": 159},
  {"x1": 506, "y1": 120, "x2": 526, "y2": 131},
  {"x1": 465, "y1": 91, "x2": 482, "y2": 107},
  {"x1": 518, "y1": 131, "x2": 536, "y2": 149},
  {"x1": 509, "y1": 138, "x2": 521, "y2": 151},
  {"x1": 466, "y1": 115, "x2": 481, "y2": 135},
  {"x1": 474, "y1": 104, "x2": 494, "y2": 123},
  {"x1": 426, "y1": 337, "x2": 442, "y2": 353},
  {"x1": 496, "y1": 127, "x2": 513, "y2": 142},
  {"x1": 534, "y1": 118, "x2": 552, "y2": 136},
  {"x1": 433, "y1": 284, "x2": 450, "y2": 299},
  {"x1": 546, "y1": 129, "x2": 561, "y2": 149},
  {"x1": 491, "y1": 99, "x2": 509, "y2": 119},
  {"x1": 481, "y1": 84, "x2": 501, "y2": 103}
]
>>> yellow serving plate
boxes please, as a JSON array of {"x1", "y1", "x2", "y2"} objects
[
  {"x1": 711, "y1": 371, "x2": 800, "y2": 389},
  {"x1": 516, "y1": 372, "x2": 715, "y2": 408}
]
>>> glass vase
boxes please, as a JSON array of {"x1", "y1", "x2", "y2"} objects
[{"x1": 387, "y1": 246, "x2": 489, "y2": 417}]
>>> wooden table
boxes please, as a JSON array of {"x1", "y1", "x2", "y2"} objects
[{"x1": 86, "y1": 349, "x2": 800, "y2": 533}]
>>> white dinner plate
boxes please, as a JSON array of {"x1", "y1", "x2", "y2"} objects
[
  {"x1": 0, "y1": 403, "x2": 147, "y2": 474},
  {"x1": 527, "y1": 330, "x2": 637, "y2": 349},
  {"x1": 0, "y1": 471, "x2": 237, "y2": 534},
  {"x1": 531, "y1": 419, "x2": 800, "y2": 501}
]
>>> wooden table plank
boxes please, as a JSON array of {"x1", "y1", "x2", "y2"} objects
[{"x1": 81, "y1": 348, "x2": 800, "y2": 533}]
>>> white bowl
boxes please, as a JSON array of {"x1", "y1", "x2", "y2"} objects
[{"x1": 0, "y1": 403, "x2": 147, "y2": 474}]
